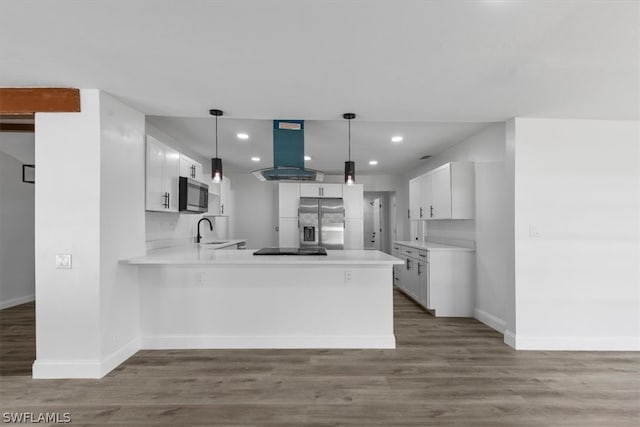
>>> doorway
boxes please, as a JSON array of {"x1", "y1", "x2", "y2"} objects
[{"x1": 363, "y1": 191, "x2": 395, "y2": 254}]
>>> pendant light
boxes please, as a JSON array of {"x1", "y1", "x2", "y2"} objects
[
  {"x1": 343, "y1": 113, "x2": 356, "y2": 185},
  {"x1": 209, "y1": 109, "x2": 223, "y2": 183}
]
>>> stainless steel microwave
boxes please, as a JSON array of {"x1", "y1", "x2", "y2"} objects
[{"x1": 179, "y1": 177, "x2": 209, "y2": 213}]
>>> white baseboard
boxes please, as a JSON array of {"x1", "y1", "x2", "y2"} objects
[
  {"x1": 141, "y1": 334, "x2": 397, "y2": 349},
  {"x1": 100, "y1": 337, "x2": 140, "y2": 377},
  {"x1": 32, "y1": 338, "x2": 141, "y2": 379},
  {"x1": 474, "y1": 308, "x2": 506, "y2": 333},
  {"x1": 504, "y1": 329, "x2": 516, "y2": 349},
  {"x1": 32, "y1": 360, "x2": 102, "y2": 379},
  {"x1": 509, "y1": 334, "x2": 640, "y2": 351},
  {"x1": 0, "y1": 294, "x2": 35, "y2": 310}
]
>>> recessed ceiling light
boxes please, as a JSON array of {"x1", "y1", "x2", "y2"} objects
[
  {"x1": 391, "y1": 136, "x2": 403, "y2": 143},
  {"x1": 251, "y1": 156, "x2": 260, "y2": 162},
  {"x1": 369, "y1": 160, "x2": 378, "y2": 166},
  {"x1": 237, "y1": 133, "x2": 249, "y2": 140},
  {"x1": 304, "y1": 156, "x2": 311, "y2": 161}
]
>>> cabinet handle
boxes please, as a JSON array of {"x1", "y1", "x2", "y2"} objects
[
  {"x1": 420, "y1": 207, "x2": 423, "y2": 218},
  {"x1": 417, "y1": 263, "x2": 422, "y2": 275},
  {"x1": 430, "y1": 205, "x2": 434, "y2": 218},
  {"x1": 408, "y1": 209, "x2": 410, "y2": 219},
  {"x1": 167, "y1": 192, "x2": 170, "y2": 209},
  {"x1": 221, "y1": 204, "x2": 224, "y2": 214},
  {"x1": 406, "y1": 259, "x2": 411, "y2": 270}
]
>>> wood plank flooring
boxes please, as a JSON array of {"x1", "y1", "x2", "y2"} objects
[{"x1": 1, "y1": 291, "x2": 638, "y2": 426}]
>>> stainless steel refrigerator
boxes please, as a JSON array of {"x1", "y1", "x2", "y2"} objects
[{"x1": 299, "y1": 197, "x2": 345, "y2": 249}]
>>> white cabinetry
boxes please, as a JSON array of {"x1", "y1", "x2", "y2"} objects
[
  {"x1": 393, "y1": 242, "x2": 474, "y2": 317},
  {"x1": 300, "y1": 183, "x2": 343, "y2": 198},
  {"x1": 146, "y1": 135, "x2": 179, "y2": 212},
  {"x1": 179, "y1": 153, "x2": 203, "y2": 183},
  {"x1": 278, "y1": 183, "x2": 300, "y2": 217},
  {"x1": 278, "y1": 217, "x2": 299, "y2": 247},
  {"x1": 208, "y1": 176, "x2": 231, "y2": 216},
  {"x1": 408, "y1": 162, "x2": 474, "y2": 220},
  {"x1": 344, "y1": 218, "x2": 364, "y2": 250}
]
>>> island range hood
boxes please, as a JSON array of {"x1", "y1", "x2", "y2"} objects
[{"x1": 252, "y1": 120, "x2": 324, "y2": 182}]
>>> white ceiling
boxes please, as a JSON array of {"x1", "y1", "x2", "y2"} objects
[
  {"x1": 148, "y1": 116, "x2": 488, "y2": 174},
  {"x1": 1, "y1": 0, "x2": 637, "y2": 173}
]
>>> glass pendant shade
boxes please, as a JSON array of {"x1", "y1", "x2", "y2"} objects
[
  {"x1": 211, "y1": 157, "x2": 223, "y2": 183},
  {"x1": 344, "y1": 160, "x2": 355, "y2": 185}
]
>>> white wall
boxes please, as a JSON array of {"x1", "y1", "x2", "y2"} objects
[
  {"x1": 512, "y1": 118, "x2": 639, "y2": 350},
  {"x1": 99, "y1": 92, "x2": 146, "y2": 364},
  {"x1": 33, "y1": 90, "x2": 147, "y2": 378},
  {"x1": 403, "y1": 123, "x2": 509, "y2": 333},
  {"x1": 34, "y1": 90, "x2": 103, "y2": 376},
  {"x1": 0, "y1": 139, "x2": 35, "y2": 309},
  {"x1": 227, "y1": 172, "x2": 277, "y2": 248},
  {"x1": 144, "y1": 123, "x2": 210, "y2": 249}
]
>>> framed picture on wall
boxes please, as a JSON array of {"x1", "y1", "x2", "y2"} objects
[{"x1": 22, "y1": 164, "x2": 35, "y2": 184}]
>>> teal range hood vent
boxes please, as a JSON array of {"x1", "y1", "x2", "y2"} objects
[{"x1": 252, "y1": 120, "x2": 325, "y2": 182}]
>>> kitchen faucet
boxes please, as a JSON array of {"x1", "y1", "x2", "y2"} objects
[{"x1": 196, "y1": 217, "x2": 213, "y2": 243}]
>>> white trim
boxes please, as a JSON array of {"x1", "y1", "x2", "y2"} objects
[
  {"x1": 510, "y1": 334, "x2": 640, "y2": 351},
  {"x1": 504, "y1": 329, "x2": 516, "y2": 349},
  {"x1": 32, "y1": 360, "x2": 102, "y2": 379},
  {"x1": 0, "y1": 294, "x2": 35, "y2": 310},
  {"x1": 474, "y1": 308, "x2": 506, "y2": 333},
  {"x1": 100, "y1": 337, "x2": 140, "y2": 377},
  {"x1": 141, "y1": 334, "x2": 396, "y2": 349},
  {"x1": 32, "y1": 338, "x2": 141, "y2": 379}
]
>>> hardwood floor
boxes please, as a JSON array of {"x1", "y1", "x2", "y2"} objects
[{"x1": 1, "y1": 291, "x2": 638, "y2": 426}]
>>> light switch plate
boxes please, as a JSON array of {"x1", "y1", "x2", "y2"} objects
[{"x1": 56, "y1": 254, "x2": 72, "y2": 269}]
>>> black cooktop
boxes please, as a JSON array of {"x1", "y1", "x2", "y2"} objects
[{"x1": 253, "y1": 247, "x2": 327, "y2": 256}]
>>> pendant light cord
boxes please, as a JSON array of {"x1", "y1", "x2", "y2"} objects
[
  {"x1": 215, "y1": 115, "x2": 218, "y2": 158},
  {"x1": 348, "y1": 118, "x2": 351, "y2": 161}
]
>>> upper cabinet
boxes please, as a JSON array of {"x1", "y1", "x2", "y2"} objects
[
  {"x1": 208, "y1": 176, "x2": 231, "y2": 216},
  {"x1": 409, "y1": 162, "x2": 474, "y2": 220},
  {"x1": 300, "y1": 183, "x2": 343, "y2": 198},
  {"x1": 179, "y1": 153, "x2": 203, "y2": 183},
  {"x1": 146, "y1": 135, "x2": 180, "y2": 212}
]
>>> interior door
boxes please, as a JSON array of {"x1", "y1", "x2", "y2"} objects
[{"x1": 371, "y1": 198, "x2": 381, "y2": 250}]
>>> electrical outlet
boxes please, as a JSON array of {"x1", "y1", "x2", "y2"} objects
[
  {"x1": 344, "y1": 270, "x2": 352, "y2": 284},
  {"x1": 55, "y1": 254, "x2": 72, "y2": 269}
]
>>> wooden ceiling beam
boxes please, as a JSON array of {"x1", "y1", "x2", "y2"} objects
[
  {"x1": 0, "y1": 123, "x2": 35, "y2": 132},
  {"x1": 0, "y1": 88, "x2": 80, "y2": 114}
]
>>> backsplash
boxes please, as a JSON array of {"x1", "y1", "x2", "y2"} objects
[
  {"x1": 410, "y1": 220, "x2": 476, "y2": 249},
  {"x1": 145, "y1": 211, "x2": 228, "y2": 251}
]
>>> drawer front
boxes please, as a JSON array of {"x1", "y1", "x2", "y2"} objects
[{"x1": 418, "y1": 250, "x2": 429, "y2": 261}]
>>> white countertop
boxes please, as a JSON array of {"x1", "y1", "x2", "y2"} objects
[
  {"x1": 394, "y1": 240, "x2": 475, "y2": 252},
  {"x1": 125, "y1": 246, "x2": 404, "y2": 266}
]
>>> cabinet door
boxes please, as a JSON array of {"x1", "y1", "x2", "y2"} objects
[
  {"x1": 179, "y1": 154, "x2": 194, "y2": 178},
  {"x1": 278, "y1": 217, "x2": 299, "y2": 248},
  {"x1": 300, "y1": 183, "x2": 321, "y2": 197},
  {"x1": 344, "y1": 218, "x2": 364, "y2": 250},
  {"x1": 343, "y1": 184, "x2": 363, "y2": 219},
  {"x1": 219, "y1": 177, "x2": 231, "y2": 216},
  {"x1": 420, "y1": 173, "x2": 433, "y2": 219},
  {"x1": 278, "y1": 183, "x2": 300, "y2": 217},
  {"x1": 431, "y1": 164, "x2": 451, "y2": 219},
  {"x1": 193, "y1": 161, "x2": 203, "y2": 183},
  {"x1": 163, "y1": 146, "x2": 180, "y2": 212},
  {"x1": 416, "y1": 260, "x2": 428, "y2": 307},
  {"x1": 145, "y1": 136, "x2": 165, "y2": 211},
  {"x1": 321, "y1": 184, "x2": 343, "y2": 198},
  {"x1": 409, "y1": 177, "x2": 421, "y2": 220}
]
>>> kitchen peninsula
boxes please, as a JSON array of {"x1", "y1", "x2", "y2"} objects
[{"x1": 126, "y1": 247, "x2": 403, "y2": 349}]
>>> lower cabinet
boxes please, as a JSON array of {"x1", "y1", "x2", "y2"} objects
[{"x1": 393, "y1": 243, "x2": 474, "y2": 317}]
